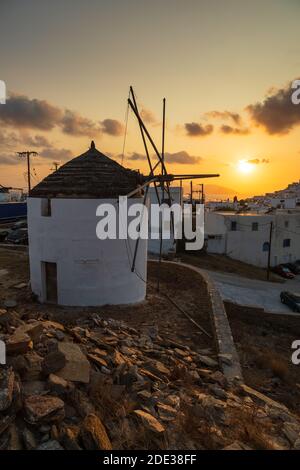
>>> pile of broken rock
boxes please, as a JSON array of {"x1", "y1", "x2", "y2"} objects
[{"x1": 1, "y1": 308, "x2": 300, "y2": 450}]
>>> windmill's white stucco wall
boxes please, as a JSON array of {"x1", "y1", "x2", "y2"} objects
[{"x1": 27, "y1": 197, "x2": 147, "y2": 306}]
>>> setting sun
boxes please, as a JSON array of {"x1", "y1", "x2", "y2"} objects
[{"x1": 238, "y1": 160, "x2": 254, "y2": 175}]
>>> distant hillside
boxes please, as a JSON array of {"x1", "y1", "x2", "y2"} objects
[
  {"x1": 204, "y1": 184, "x2": 249, "y2": 200},
  {"x1": 182, "y1": 183, "x2": 249, "y2": 200}
]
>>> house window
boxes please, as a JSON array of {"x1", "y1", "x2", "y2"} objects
[
  {"x1": 41, "y1": 198, "x2": 51, "y2": 217},
  {"x1": 283, "y1": 238, "x2": 291, "y2": 248},
  {"x1": 252, "y1": 222, "x2": 258, "y2": 231},
  {"x1": 231, "y1": 221, "x2": 237, "y2": 231},
  {"x1": 284, "y1": 220, "x2": 289, "y2": 228},
  {"x1": 262, "y1": 242, "x2": 269, "y2": 252}
]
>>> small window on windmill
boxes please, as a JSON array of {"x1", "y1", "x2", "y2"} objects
[{"x1": 41, "y1": 198, "x2": 52, "y2": 217}]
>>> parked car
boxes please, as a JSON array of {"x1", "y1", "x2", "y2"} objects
[
  {"x1": 12, "y1": 219, "x2": 27, "y2": 230},
  {"x1": 0, "y1": 229, "x2": 11, "y2": 242},
  {"x1": 283, "y1": 263, "x2": 300, "y2": 275},
  {"x1": 273, "y1": 264, "x2": 295, "y2": 279},
  {"x1": 280, "y1": 291, "x2": 300, "y2": 313},
  {"x1": 6, "y1": 228, "x2": 28, "y2": 245}
]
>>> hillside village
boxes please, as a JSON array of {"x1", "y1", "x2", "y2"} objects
[{"x1": 204, "y1": 180, "x2": 300, "y2": 268}]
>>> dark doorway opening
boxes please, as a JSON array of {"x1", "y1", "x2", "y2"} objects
[{"x1": 44, "y1": 262, "x2": 58, "y2": 303}]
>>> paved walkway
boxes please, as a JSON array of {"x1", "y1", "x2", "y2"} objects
[{"x1": 204, "y1": 269, "x2": 300, "y2": 316}]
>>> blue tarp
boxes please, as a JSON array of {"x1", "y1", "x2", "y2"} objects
[{"x1": 0, "y1": 202, "x2": 27, "y2": 220}]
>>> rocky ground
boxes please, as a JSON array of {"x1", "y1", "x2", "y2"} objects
[
  {"x1": 1, "y1": 249, "x2": 300, "y2": 450},
  {"x1": 226, "y1": 302, "x2": 300, "y2": 414}
]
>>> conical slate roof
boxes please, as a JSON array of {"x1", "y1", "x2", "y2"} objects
[{"x1": 30, "y1": 142, "x2": 144, "y2": 198}]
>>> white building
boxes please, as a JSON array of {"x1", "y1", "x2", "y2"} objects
[
  {"x1": 249, "y1": 180, "x2": 300, "y2": 210},
  {"x1": 205, "y1": 200, "x2": 238, "y2": 212},
  {"x1": 270, "y1": 197, "x2": 296, "y2": 210},
  {"x1": 205, "y1": 210, "x2": 300, "y2": 267},
  {"x1": 148, "y1": 186, "x2": 182, "y2": 255},
  {"x1": 0, "y1": 187, "x2": 10, "y2": 202},
  {"x1": 28, "y1": 142, "x2": 147, "y2": 306}
]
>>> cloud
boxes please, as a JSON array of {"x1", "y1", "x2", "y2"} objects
[
  {"x1": 126, "y1": 152, "x2": 146, "y2": 161},
  {"x1": 0, "y1": 129, "x2": 53, "y2": 149},
  {"x1": 0, "y1": 92, "x2": 123, "y2": 139},
  {"x1": 125, "y1": 150, "x2": 202, "y2": 165},
  {"x1": 0, "y1": 129, "x2": 20, "y2": 148},
  {"x1": 206, "y1": 111, "x2": 242, "y2": 126},
  {"x1": 247, "y1": 158, "x2": 269, "y2": 164},
  {"x1": 247, "y1": 79, "x2": 300, "y2": 134},
  {"x1": 185, "y1": 122, "x2": 214, "y2": 137},
  {"x1": 164, "y1": 151, "x2": 202, "y2": 164},
  {"x1": 0, "y1": 127, "x2": 72, "y2": 165},
  {"x1": 0, "y1": 93, "x2": 62, "y2": 130},
  {"x1": 140, "y1": 108, "x2": 159, "y2": 126},
  {"x1": 39, "y1": 147, "x2": 73, "y2": 161},
  {"x1": 21, "y1": 134, "x2": 52, "y2": 148},
  {"x1": 100, "y1": 119, "x2": 124, "y2": 136},
  {"x1": 61, "y1": 110, "x2": 100, "y2": 137},
  {"x1": 0, "y1": 153, "x2": 22, "y2": 165},
  {"x1": 0, "y1": 146, "x2": 73, "y2": 166},
  {"x1": 220, "y1": 125, "x2": 250, "y2": 135}
]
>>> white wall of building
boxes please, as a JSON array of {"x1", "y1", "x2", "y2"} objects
[
  {"x1": 205, "y1": 211, "x2": 300, "y2": 267},
  {"x1": 28, "y1": 197, "x2": 147, "y2": 306},
  {"x1": 270, "y1": 197, "x2": 296, "y2": 209},
  {"x1": 0, "y1": 192, "x2": 10, "y2": 202}
]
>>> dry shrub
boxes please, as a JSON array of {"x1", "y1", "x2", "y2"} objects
[
  {"x1": 268, "y1": 357, "x2": 289, "y2": 380},
  {"x1": 174, "y1": 400, "x2": 221, "y2": 449},
  {"x1": 246, "y1": 345, "x2": 289, "y2": 382},
  {"x1": 228, "y1": 404, "x2": 277, "y2": 450},
  {"x1": 89, "y1": 379, "x2": 137, "y2": 421},
  {"x1": 89, "y1": 378, "x2": 169, "y2": 450},
  {"x1": 260, "y1": 353, "x2": 288, "y2": 381}
]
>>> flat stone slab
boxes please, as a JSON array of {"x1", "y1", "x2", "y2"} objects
[{"x1": 56, "y1": 342, "x2": 90, "y2": 384}]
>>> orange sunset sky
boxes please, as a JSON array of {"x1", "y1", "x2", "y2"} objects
[{"x1": 0, "y1": 0, "x2": 300, "y2": 198}]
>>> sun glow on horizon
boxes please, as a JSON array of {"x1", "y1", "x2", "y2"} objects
[{"x1": 238, "y1": 160, "x2": 254, "y2": 175}]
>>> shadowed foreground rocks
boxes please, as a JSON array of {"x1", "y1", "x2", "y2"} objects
[{"x1": 1, "y1": 307, "x2": 300, "y2": 450}]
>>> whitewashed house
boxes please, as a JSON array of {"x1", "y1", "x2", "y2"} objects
[
  {"x1": 205, "y1": 210, "x2": 300, "y2": 267},
  {"x1": 0, "y1": 187, "x2": 10, "y2": 202}
]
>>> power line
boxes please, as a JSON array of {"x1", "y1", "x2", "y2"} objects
[{"x1": 275, "y1": 226, "x2": 300, "y2": 236}]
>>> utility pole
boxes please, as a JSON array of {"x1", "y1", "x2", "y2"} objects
[
  {"x1": 190, "y1": 180, "x2": 193, "y2": 204},
  {"x1": 17, "y1": 151, "x2": 38, "y2": 194},
  {"x1": 267, "y1": 221, "x2": 273, "y2": 281},
  {"x1": 198, "y1": 183, "x2": 204, "y2": 204}
]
